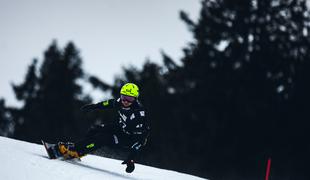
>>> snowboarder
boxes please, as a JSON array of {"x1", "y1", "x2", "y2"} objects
[{"x1": 57, "y1": 83, "x2": 150, "y2": 173}]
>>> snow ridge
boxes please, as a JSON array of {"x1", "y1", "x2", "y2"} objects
[{"x1": 0, "y1": 136, "x2": 206, "y2": 180}]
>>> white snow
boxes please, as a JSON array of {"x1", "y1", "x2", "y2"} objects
[{"x1": 0, "y1": 136, "x2": 207, "y2": 180}]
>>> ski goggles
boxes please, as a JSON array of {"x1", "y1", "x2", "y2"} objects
[{"x1": 120, "y1": 95, "x2": 136, "y2": 103}]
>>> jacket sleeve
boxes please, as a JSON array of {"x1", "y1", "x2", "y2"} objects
[
  {"x1": 96, "y1": 99, "x2": 117, "y2": 110},
  {"x1": 81, "y1": 99, "x2": 117, "y2": 112}
]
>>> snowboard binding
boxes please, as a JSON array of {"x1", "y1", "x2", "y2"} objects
[{"x1": 42, "y1": 140, "x2": 82, "y2": 160}]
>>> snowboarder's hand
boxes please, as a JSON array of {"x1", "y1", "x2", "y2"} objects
[
  {"x1": 122, "y1": 159, "x2": 135, "y2": 173},
  {"x1": 80, "y1": 104, "x2": 98, "y2": 112}
]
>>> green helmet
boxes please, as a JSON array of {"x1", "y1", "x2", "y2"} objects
[{"x1": 120, "y1": 83, "x2": 139, "y2": 98}]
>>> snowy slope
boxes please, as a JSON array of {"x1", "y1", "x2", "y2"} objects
[{"x1": 0, "y1": 136, "x2": 207, "y2": 180}]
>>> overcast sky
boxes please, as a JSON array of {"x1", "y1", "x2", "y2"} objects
[{"x1": 0, "y1": 0, "x2": 201, "y2": 106}]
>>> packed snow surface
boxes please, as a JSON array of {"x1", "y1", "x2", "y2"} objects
[{"x1": 0, "y1": 136, "x2": 207, "y2": 180}]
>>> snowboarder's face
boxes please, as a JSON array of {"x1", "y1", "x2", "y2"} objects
[
  {"x1": 120, "y1": 95, "x2": 135, "y2": 107},
  {"x1": 121, "y1": 100, "x2": 132, "y2": 107}
]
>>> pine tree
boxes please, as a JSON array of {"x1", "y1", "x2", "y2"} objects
[
  {"x1": 37, "y1": 41, "x2": 84, "y2": 141},
  {"x1": 0, "y1": 99, "x2": 14, "y2": 137},
  {"x1": 12, "y1": 59, "x2": 40, "y2": 141},
  {"x1": 12, "y1": 41, "x2": 91, "y2": 143},
  {"x1": 172, "y1": 0, "x2": 310, "y2": 178}
]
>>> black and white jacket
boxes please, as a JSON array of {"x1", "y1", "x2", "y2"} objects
[{"x1": 96, "y1": 98, "x2": 150, "y2": 150}]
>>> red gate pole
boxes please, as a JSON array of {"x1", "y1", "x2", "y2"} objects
[{"x1": 265, "y1": 158, "x2": 272, "y2": 180}]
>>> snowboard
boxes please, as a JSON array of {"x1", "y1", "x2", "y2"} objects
[
  {"x1": 41, "y1": 140, "x2": 81, "y2": 161},
  {"x1": 41, "y1": 140, "x2": 63, "y2": 159}
]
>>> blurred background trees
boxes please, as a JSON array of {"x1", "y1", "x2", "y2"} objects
[
  {"x1": 11, "y1": 41, "x2": 94, "y2": 143},
  {"x1": 1, "y1": 0, "x2": 310, "y2": 179}
]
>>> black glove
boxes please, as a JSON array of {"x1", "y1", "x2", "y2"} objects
[
  {"x1": 121, "y1": 159, "x2": 135, "y2": 173},
  {"x1": 80, "y1": 104, "x2": 98, "y2": 112}
]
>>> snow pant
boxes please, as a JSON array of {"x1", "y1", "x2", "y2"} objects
[{"x1": 73, "y1": 123, "x2": 140, "y2": 160}]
